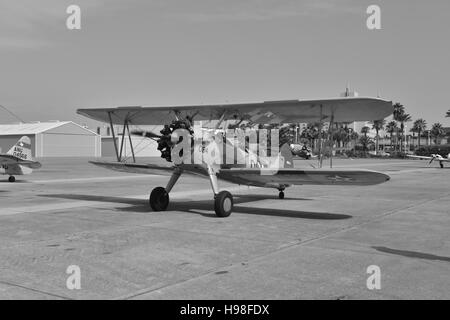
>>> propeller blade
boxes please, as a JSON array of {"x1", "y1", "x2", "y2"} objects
[{"x1": 131, "y1": 130, "x2": 162, "y2": 139}]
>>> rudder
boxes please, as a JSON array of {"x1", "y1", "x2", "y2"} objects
[{"x1": 7, "y1": 136, "x2": 33, "y2": 161}]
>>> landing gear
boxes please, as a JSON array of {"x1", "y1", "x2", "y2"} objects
[
  {"x1": 214, "y1": 191, "x2": 233, "y2": 217},
  {"x1": 149, "y1": 167, "x2": 182, "y2": 212},
  {"x1": 206, "y1": 165, "x2": 233, "y2": 217},
  {"x1": 278, "y1": 187, "x2": 285, "y2": 199},
  {"x1": 147, "y1": 164, "x2": 235, "y2": 217},
  {"x1": 440, "y1": 162, "x2": 444, "y2": 168},
  {"x1": 149, "y1": 187, "x2": 169, "y2": 211},
  {"x1": 8, "y1": 176, "x2": 15, "y2": 183}
]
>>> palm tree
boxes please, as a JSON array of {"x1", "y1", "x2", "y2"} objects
[
  {"x1": 385, "y1": 121, "x2": 398, "y2": 150},
  {"x1": 361, "y1": 126, "x2": 370, "y2": 137},
  {"x1": 430, "y1": 123, "x2": 445, "y2": 145},
  {"x1": 350, "y1": 131, "x2": 359, "y2": 149},
  {"x1": 300, "y1": 124, "x2": 319, "y2": 150},
  {"x1": 412, "y1": 119, "x2": 427, "y2": 149},
  {"x1": 372, "y1": 119, "x2": 386, "y2": 155},
  {"x1": 359, "y1": 135, "x2": 373, "y2": 155},
  {"x1": 393, "y1": 103, "x2": 411, "y2": 152},
  {"x1": 392, "y1": 103, "x2": 404, "y2": 151}
]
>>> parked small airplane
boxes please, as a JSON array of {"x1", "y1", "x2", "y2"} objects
[
  {"x1": 78, "y1": 97, "x2": 392, "y2": 217},
  {"x1": 289, "y1": 144, "x2": 317, "y2": 159},
  {"x1": 407, "y1": 153, "x2": 450, "y2": 168},
  {"x1": 0, "y1": 136, "x2": 41, "y2": 182}
]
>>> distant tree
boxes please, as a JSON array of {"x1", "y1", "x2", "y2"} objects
[
  {"x1": 350, "y1": 131, "x2": 359, "y2": 148},
  {"x1": 359, "y1": 135, "x2": 373, "y2": 155},
  {"x1": 361, "y1": 126, "x2": 371, "y2": 137},
  {"x1": 372, "y1": 119, "x2": 386, "y2": 155},
  {"x1": 412, "y1": 119, "x2": 427, "y2": 149},
  {"x1": 385, "y1": 121, "x2": 398, "y2": 149},
  {"x1": 392, "y1": 103, "x2": 411, "y2": 152},
  {"x1": 300, "y1": 124, "x2": 318, "y2": 150},
  {"x1": 430, "y1": 123, "x2": 445, "y2": 145},
  {"x1": 392, "y1": 103, "x2": 404, "y2": 151}
]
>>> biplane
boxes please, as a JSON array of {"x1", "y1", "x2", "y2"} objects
[
  {"x1": 77, "y1": 97, "x2": 392, "y2": 217},
  {"x1": 0, "y1": 136, "x2": 41, "y2": 182}
]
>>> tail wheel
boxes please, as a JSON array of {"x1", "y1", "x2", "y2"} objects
[
  {"x1": 8, "y1": 176, "x2": 15, "y2": 183},
  {"x1": 279, "y1": 191, "x2": 285, "y2": 199},
  {"x1": 440, "y1": 162, "x2": 444, "y2": 168},
  {"x1": 149, "y1": 187, "x2": 169, "y2": 211},
  {"x1": 214, "y1": 191, "x2": 233, "y2": 217}
]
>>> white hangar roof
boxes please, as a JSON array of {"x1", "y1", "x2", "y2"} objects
[{"x1": 0, "y1": 121, "x2": 98, "y2": 136}]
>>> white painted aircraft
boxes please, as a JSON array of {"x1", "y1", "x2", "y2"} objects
[
  {"x1": 0, "y1": 136, "x2": 41, "y2": 182},
  {"x1": 407, "y1": 153, "x2": 450, "y2": 168},
  {"x1": 77, "y1": 97, "x2": 392, "y2": 217}
]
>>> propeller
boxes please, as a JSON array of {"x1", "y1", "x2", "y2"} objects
[
  {"x1": 131, "y1": 130, "x2": 162, "y2": 139},
  {"x1": 428, "y1": 154, "x2": 441, "y2": 165}
]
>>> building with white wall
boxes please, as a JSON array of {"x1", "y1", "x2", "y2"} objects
[{"x1": 0, "y1": 121, "x2": 101, "y2": 157}]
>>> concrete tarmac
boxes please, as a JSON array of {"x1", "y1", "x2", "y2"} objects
[{"x1": 0, "y1": 157, "x2": 449, "y2": 299}]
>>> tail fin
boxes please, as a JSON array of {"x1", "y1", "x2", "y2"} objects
[
  {"x1": 7, "y1": 136, "x2": 33, "y2": 161},
  {"x1": 280, "y1": 143, "x2": 294, "y2": 168}
]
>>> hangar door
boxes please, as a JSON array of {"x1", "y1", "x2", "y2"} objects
[{"x1": 41, "y1": 133, "x2": 98, "y2": 157}]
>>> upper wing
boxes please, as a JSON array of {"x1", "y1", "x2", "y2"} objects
[
  {"x1": 77, "y1": 97, "x2": 392, "y2": 125},
  {"x1": 0, "y1": 154, "x2": 42, "y2": 169},
  {"x1": 217, "y1": 168, "x2": 390, "y2": 187}
]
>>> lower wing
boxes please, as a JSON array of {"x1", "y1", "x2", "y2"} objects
[
  {"x1": 89, "y1": 161, "x2": 175, "y2": 176},
  {"x1": 217, "y1": 168, "x2": 390, "y2": 187},
  {"x1": 407, "y1": 155, "x2": 433, "y2": 160},
  {"x1": 90, "y1": 161, "x2": 390, "y2": 187},
  {"x1": 407, "y1": 155, "x2": 450, "y2": 162}
]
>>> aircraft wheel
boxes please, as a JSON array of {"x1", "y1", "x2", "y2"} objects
[
  {"x1": 8, "y1": 176, "x2": 15, "y2": 183},
  {"x1": 279, "y1": 191, "x2": 285, "y2": 199},
  {"x1": 214, "y1": 191, "x2": 233, "y2": 218},
  {"x1": 149, "y1": 187, "x2": 169, "y2": 211},
  {"x1": 440, "y1": 162, "x2": 444, "y2": 168}
]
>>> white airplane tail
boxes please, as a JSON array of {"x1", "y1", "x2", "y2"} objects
[
  {"x1": 279, "y1": 143, "x2": 294, "y2": 168},
  {"x1": 7, "y1": 136, "x2": 33, "y2": 161}
]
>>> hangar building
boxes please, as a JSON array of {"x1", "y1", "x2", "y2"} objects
[{"x1": 0, "y1": 121, "x2": 101, "y2": 157}]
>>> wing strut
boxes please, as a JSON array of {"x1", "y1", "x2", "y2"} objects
[
  {"x1": 108, "y1": 111, "x2": 120, "y2": 162},
  {"x1": 126, "y1": 122, "x2": 136, "y2": 163},
  {"x1": 107, "y1": 111, "x2": 137, "y2": 163},
  {"x1": 328, "y1": 109, "x2": 335, "y2": 168},
  {"x1": 318, "y1": 104, "x2": 323, "y2": 168}
]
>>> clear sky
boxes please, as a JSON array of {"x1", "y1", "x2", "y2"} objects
[{"x1": 0, "y1": 0, "x2": 449, "y2": 130}]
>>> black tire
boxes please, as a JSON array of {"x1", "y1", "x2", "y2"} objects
[
  {"x1": 214, "y1": 191, "x2": 233, "y2": 217},
  {"x1": 279, "y1": 191, "x2": 285, "y2": 199},
  {"x1": 440, "y1": 162, "x2": 444, "y2": 168},
  {"x1": 149, "y1": 187, "x2": 169, "y2": 211},
  {"x1": 8, "y1": 176, "x2": 15, "y2": 183}
]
